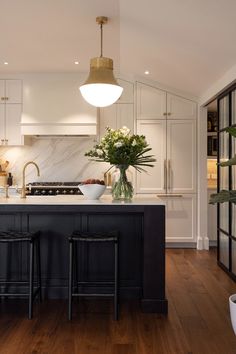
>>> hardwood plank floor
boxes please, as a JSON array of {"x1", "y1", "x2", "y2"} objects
[{"x1": 0, "y1": 249, "x2": 236, "y2": 354}]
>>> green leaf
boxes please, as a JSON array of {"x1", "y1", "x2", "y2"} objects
[
  {"x1": 209, "y1": 190, "x2": 236, "y2": 204},
  {"x1": 226, "y1": 126, "x2": 236, "y2": 138},
  {"x1": 218, "y1": 155, "x2": 236, "y2": 167}
]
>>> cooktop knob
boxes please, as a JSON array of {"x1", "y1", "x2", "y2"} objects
[
  {"x1": 56, "y1": 190, "x2": 60, "y2": 195},
  {"x1": 70, "y1": 190, "x2": 74, "y2": 194},
  {"x1": 62, "y1": 190, "x2": 67, "y2": 194}
]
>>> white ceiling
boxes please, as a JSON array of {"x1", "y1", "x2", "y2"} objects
[{"x1": 1, "y1": 0, "x2": 236, "y2": 97}]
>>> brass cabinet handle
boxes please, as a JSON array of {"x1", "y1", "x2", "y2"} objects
[
  {"x1": 5, "y1": 97, "x2": 9, "y2": 100},
  {"x1": 1, "y1": 97, "x2": 5, "y2": 101},
  {"x1": 163, "y1": 112, "x2": 167, "y2": 116},
  {"x1": 1, "y1": 139, "x2": 4, "y2": 144},
  {"x1": 167, "y1": 112, "x2": 171, "y2": 116},
  {"x1": 5, "y1": 139, "x2": 8, "y2": 144},
  {"x1": 164, "y1": 159, "x2": 167, "y2": 191},
  {"x1": 168, "y1": 159, "x2": 171, "y2": 191}
]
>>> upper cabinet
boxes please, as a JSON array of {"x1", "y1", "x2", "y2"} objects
[
  {"x1": 136, "y1": 82, "x2": 197, "y2": 120},
  {"x1": 0, "y1": 79, "x2": 23, "y2": 145},
  {"x1": 137, "y1": 82, "x2": 166, "y2": 119},
  {"x1": 117, "y1": 79, "x2": 134, "y2": 104},
  {"x1": 99, "y1": 79, "x2": 134, "y2": 137}
]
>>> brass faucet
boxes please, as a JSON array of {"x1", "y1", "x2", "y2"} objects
[{"x1": 21, "y1": 161, "x2": 40, "y2": 198}]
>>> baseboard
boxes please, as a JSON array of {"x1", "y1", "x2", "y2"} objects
[{"x1": 166, "y1": 242, "x2": 197, "y2": 248}]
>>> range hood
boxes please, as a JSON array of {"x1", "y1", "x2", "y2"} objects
[
  {"x1": 20, "y1": 73, "x2": 98, "y2": 136},
  {"x1": 21, "y1": 121, "x2": 97, "y2": 136}
]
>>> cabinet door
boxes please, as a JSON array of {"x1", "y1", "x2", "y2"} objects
[
  {"x1": 5, "y1": 80, "x2": 22, "y2": 104},
  {"x1": 0, "y1": 80, "x2": 5, "y2": 102},
  {"x1": 117, "y1": 104, "x2": 134, "y2": 133},
  {"x1": 136, "y1": 82, "x2": 166, "y2": 119},
  {"x1": 136, "y1": 120, "x2": 166, "y2": 193},
  {"x1": 0, "y1": 104, "x2": 5, "y2": 143},
  {"x1": 99, "y1": 105, "x2": 117, "y2": 137},
  {"x1": 167, "y1": 93, "x2": 196, "y2": 119},
  {"x1": 117, "y1": 79, "x2": 133, "y2": 103},
  {"x1": 99, "y1": 104, "x2": 134, "y2": 137},
  {"x1": 5, "y1": 104, "x2": 23, "y2": 145},
  {"x1": 162, "y1": 194, "x2": 196, "y2": 243},
  {"x1": 167, "y1": 120, "x2": 196, "y2": 193}
]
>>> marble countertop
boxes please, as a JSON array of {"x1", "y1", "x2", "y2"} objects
[{"x1": 0, "y1": 194, "x2": 165, "y2": 206}]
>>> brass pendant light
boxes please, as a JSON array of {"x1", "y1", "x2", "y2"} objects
[{"x1": 80, "y1": 16, "x2": 123, "y2": 107}]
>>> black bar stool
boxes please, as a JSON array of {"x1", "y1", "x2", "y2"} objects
[
  {"x1": 68, "y1": 230, "x2": 119, "y2": 321},
  {"x1": 0, "y1": 231, "x2": 42, "y2": 319}
]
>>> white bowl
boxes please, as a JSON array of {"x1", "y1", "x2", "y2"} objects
[{"x1": 79, "y1": 184, "x2": 106, "y2": 200}]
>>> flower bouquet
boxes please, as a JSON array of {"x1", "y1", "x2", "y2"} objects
[{"x1": 85, "y1": 126, "x2": 156, "y2": 200}]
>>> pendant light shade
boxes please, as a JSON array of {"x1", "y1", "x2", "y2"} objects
[{"x1": 80, "y1": 17, "x2": 123, "y2": 107}]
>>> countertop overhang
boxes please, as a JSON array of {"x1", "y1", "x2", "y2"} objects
[{"x1": 0, "y1": 195, "x2": 165, "y2": 206}]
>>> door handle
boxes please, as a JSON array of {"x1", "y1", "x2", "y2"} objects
[
  {"x1": 164, "y1": 159, "x2": 167, "y2": 191},
  {"x1": 168, "y1": 159, "x2": 171, "y2": 191}
]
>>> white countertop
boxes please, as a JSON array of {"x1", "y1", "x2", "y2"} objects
[{"x1": 0, "y1": 194, "x2": 165, "y2": 206}]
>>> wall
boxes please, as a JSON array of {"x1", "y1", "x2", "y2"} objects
[{"x1": 0, "y1": 137, "x2": 109, "y2": 185}]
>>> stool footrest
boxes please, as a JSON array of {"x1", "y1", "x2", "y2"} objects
[{"x1": 72, "y1": 293, "x2": 115, "y2": 297}]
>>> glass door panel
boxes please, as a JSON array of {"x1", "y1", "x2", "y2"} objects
[
  {"x1": 232, "y1": 90, "x2": 236, "y2": 125},
  {"x1": 219, "y1": 203, "x2": 229, "y2": 232},
  {"x1": 232, "y1": 239, "x2": 236, "y2": 275},
  {"x1": 219, "y1": 96, "x2": 229, "y2": 129},
  {"x1": 219, "y1": 232, "x2": 229, "y2": 269}
]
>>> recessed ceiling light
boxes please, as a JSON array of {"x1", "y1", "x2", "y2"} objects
[
  {"x1": 74, "y1": 61, "x2": 79, "y2": 65},
  {"x1": 4, "y1": 62, "x2": 8, "y2": 65},
  {"x1": 144, "y1": 70, "x2": 149, "y2": 75}
]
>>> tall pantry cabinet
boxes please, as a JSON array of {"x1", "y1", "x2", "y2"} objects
[{"x1": 136, "y1": 82, "x2": 197, "y2": 244}]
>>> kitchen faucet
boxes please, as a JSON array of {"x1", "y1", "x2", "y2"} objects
[{"x1": 21, "y1": 161, "x2": 40, "y2": 198}]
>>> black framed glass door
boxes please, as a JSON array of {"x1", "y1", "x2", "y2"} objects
[{"x1": 218, "y1": 86, "x2": 236, "y2": 279}]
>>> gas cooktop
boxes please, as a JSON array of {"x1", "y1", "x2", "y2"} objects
[{"x1": 26, "y1": 182, "x2": 83, "y2": 196}]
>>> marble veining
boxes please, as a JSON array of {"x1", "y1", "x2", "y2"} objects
[{"x1": 0, "y1": 137, "x2": 109, "y2": 185}]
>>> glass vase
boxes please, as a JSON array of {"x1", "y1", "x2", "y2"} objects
[{"x1": 111, "y1": 165, "x2": 134, "y2": 200}]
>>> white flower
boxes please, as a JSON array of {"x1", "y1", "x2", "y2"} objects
[
  {"x1": 120, "y1": 126, "x2": 130, "y2": 136},
  {"x1": 132, "y1": 139, "x2": 137, "y2": 146},
  {"x1": 96, "y1": 149, "x2": 103, "y2": 156},
  {"x1": 114, "y1": 141, "x2": 123, "y2": 148}
]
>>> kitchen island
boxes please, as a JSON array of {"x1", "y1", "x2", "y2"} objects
[{"x1": 0, "y1": 195, "x2": 167, "y2": 314}]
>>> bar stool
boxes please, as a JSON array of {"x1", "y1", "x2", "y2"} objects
[
  {"x1": 68, "y1": 230, "x2": 119, "y2": 321},
  {"x1": 0, "y1": 230, "x2": 42, "y2": 319}
]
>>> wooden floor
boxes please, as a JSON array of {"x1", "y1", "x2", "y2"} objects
[{"x1": 0, "y1": 249, "x2": 236, "y2": 354}]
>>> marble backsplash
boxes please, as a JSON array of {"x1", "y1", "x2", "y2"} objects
[{"x1": 0, "y1": 137, "x2": 109, "y2": 186}]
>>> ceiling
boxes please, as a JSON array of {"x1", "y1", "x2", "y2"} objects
[{"x1": 1, "y1": 0, "x2": 236, "y2": 97}]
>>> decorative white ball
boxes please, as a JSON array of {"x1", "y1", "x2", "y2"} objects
[{"x1": 79, "y1": 184, "x2": 106, "y2": 200}]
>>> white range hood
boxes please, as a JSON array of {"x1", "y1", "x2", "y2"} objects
[{"x1": 21, "y1": 73, "x2": 97, "y2": 136}]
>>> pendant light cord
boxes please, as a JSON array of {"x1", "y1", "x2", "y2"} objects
[{"x1": 100, "y1": 22, "x2": 103, "y2": 57}]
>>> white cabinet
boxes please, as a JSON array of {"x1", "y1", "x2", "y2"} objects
[
  {"x1": 136, "y1": 81, "x2": 197, "y2": 244},
  {"x1": 167, "y1": 120, "x2": 196, "y2": 193},
  {"x1": 159, "y1": 194, "x2": 197, "y2": 243},
  {"x1": 167, "y1": 93, "x2": 197, "y2": 119},
  {"x1": 99, "y1": 79, "x2": 134, "y2": 137},
  {"x1": 136, "y1": 82, "x2": 197, "y2": 120},
  {"x1": 136, "y1": 120, "x2": 166, "y2": 193},
  {"x1": 100, "y1": 104, "x2": 134, "y2": 136},
  {"x1": 117, "y1": 79, "x2": 134, "y2": 103},
  {"x1": 137, "y1": 82, "x2": 166, "y2": 119},
  {"x1": 136, "y1": 119, "x2": 196, "y2": 194},
  {"x1": 0, "y1": 79, "x2": 23, "y2": 145}
]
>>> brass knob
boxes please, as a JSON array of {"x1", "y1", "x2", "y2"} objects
[
  {"x1": 1, "y1": 97, "x2": 5, "y2": 100},
  {"x1": 5, "y1": 97, "x2": 9, "y2": 100},
  {"x1": 168, "y1": 112, "x2": 171, "y2": 116},
  {"x1": 163, "y1": 112, "x2": 167, "y2": 116}
]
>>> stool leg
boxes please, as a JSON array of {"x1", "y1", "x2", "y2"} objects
[
  {"x1": 29, "y1": 240, "x2": 34, "y2": 319},
  {"x1": 114, "y1": 240, "x2": 119, "y2": 320},
  {"x1": 68, "y1": 240, "x2": 73, "y2": 320},
  {"x1": 36, "y1": 238, "x2": 42, "y2": 302}
]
